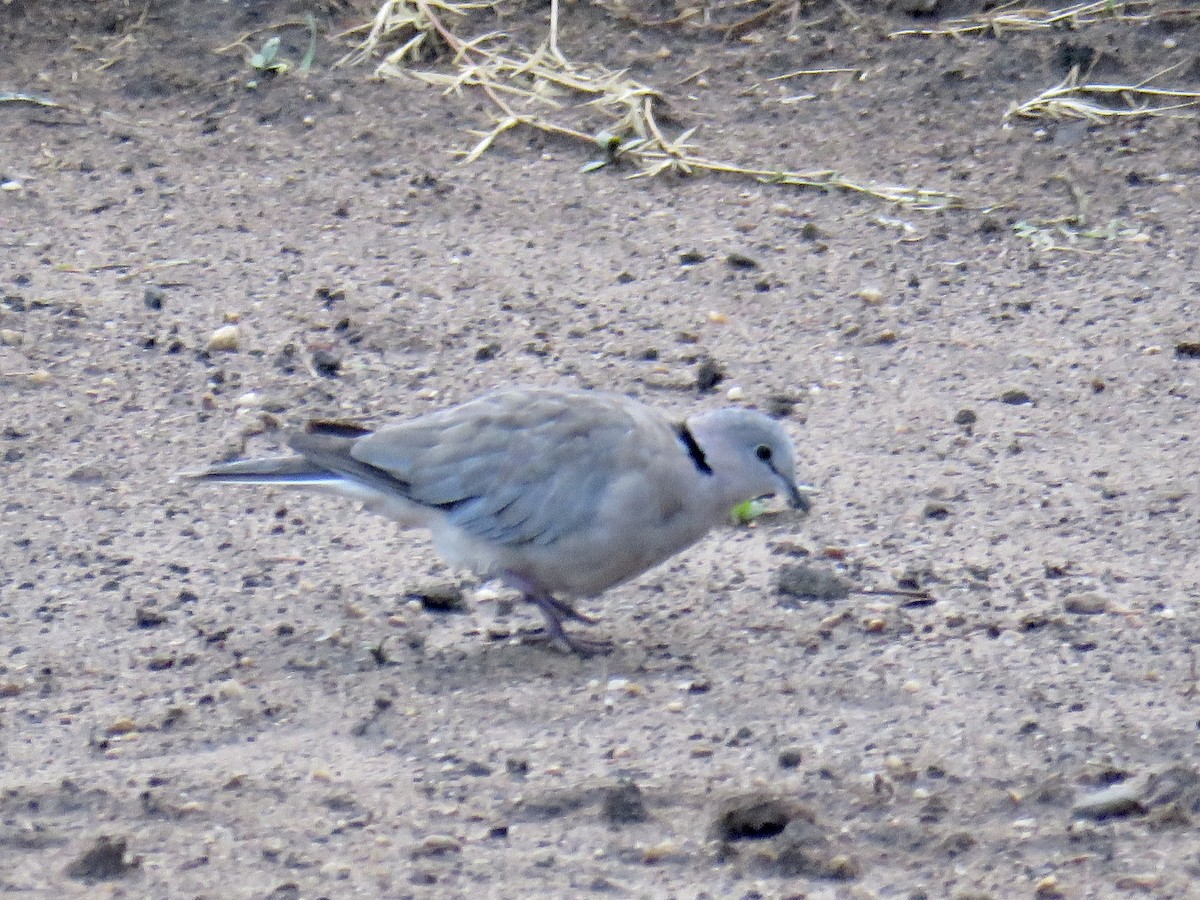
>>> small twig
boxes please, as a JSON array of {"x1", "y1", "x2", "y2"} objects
[
  {"x1": 0, "y1": 91, "x2": 60, "y2": 108},
  {"x1": 768, "y1": 67, "x2": 860, "y2": 82}
]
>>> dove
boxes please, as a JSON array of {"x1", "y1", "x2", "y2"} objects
[{"x1": 189, "y1": 386, "x2": 810, "y2": 655}]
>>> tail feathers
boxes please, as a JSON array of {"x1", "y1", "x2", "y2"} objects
[{"x1": 186, "y1": 455, "x2": 341, "y2": 486}]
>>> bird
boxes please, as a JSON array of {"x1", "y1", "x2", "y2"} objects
[{"x1": 188, "y1": 386, "x2": 811, "y2": 656}]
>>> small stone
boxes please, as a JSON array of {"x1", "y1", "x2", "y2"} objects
[
  {"x1": 1000, "y1": 388, "x2": 1032, "y2": 405},
  {"x1": 778, "y1": 747, "x2": 804, "y2": 769},
  {"x1": 1034, "y1": 875, "x2": 1064, "y2": 898},
  {"x1": 66, "y1": 465, "x2": 105, "y2": 485},
  {"x1": 765, "y1": 393, "x2": 801, "y2": 418},
  {"x1": 857, "y1": 285, "x2": 884, "y2": 305},
  {"x1": 696, "y1": 356, "x2": 725, "y2": 393},
  {"x1": 135, "y1": 605, "x2": 168, "y2": 628},
  {"x1": 412, "y1": 834, "x2": 462, "y2": 857},
  {"x1": 206, "y1": 324, "x2": 241, "y2": 352},
  {"x1": 776, "y1": 565, "x2": 852, "y2": 604},
  {"x1": 953, "y1": 408, "x2": 977, "y2": 426},
  {"x1": 725, "y1": 252, "x2": 759, "y2": 270},
  {"x1": 405, "y1": 582, "x2": 467, "y2": 614},
  {"x1": 714, "y1": 794, "x2": 798, "y2": 841},
  {"x1": 1063, "y1": 592, "x2": 1108, "y2": 615},
  {"x1": 65, "y1": 836, "x2": 135, "y2": 881},
  {"x1": 641, "y1": 840, "x2": 681, "y2": 863},
  {"x1": 725, "y1": 385, "x2": 744, "y2": 401},
  {"x1": 311, "y1": 348, "x2": 341, "y2": 378},
  {"x1": 1174, "y1": 341, "x2": 1200, "y2": 359},
  {"x1": 1072, "y1": 782, "x2": 1144, "y2": 820},
  {"x1": 1143, "y1": 765, "x2": 1200, "y2": 818},
  {"x1": 964, "y1": 561, "x2": 992, "y2": 581},
  {"x1": 923, "y1": 501, "x2": 951, "y2": 520},
  {"x1": 143, "y1": 286, "x2": 166, "y2": 310},
  {"x1": 600, "y1": 779, "x2": 649, "y2": 825},
  {"x1": 0, "y1": 328, "x2": 23, "y2": 346}
]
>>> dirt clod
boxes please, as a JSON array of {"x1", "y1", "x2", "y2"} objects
[
  {"x1": 695, "y1": 356, "x2": 726, "y2": 393},
  {"x1": 65, "y1": 836, "x2": 135, "y2": 881},
  {"x1": 777, "y1": 565, "x2": 853, "y2": 604},
  {"x1": 714, "y1": 794, "x2": 801, "y2": 841},
  {"x1": 600, "y1": 779, "x2": 649, "y2": 825}
]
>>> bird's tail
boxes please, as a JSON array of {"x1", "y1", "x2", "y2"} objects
[{"x1": 184, "y1": 455, "x2": 344, "y2": 487}]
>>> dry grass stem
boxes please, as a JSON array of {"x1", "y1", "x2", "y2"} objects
[
  {"x1": 336, "y1": 0, "x2": 963, "y2": 209},
  {"x1": 890, "y1": 1, "x2": 1198, "y2": 38},
  {"x1": 1007, "y1": 65, "x2": 1200, "y2": 122},
  {"x1": 0, "y1": 91, "x2": 60, "y2": 107}
]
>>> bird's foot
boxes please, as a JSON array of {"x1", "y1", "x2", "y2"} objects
[
  {"x1": 539, "y1": 594, "x2": 600, "y2": 625},
  {"x1": 516, "y1": 627, "x2": 614, "y2": 658},
  {"x1": 524, "y1": 594, "x2": 611, "y2": 657}
]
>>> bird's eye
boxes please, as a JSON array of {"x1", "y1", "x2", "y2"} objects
[{"x1": 755, "y1": 444, "x2": 773, "y2": 462}]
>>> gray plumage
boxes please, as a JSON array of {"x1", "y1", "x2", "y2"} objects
[{"x1": 189, "y1": 387, "x2": 810, "y2": 655}]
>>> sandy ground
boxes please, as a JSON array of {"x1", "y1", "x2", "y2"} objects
[{"x1": 2, "y1": 1, "x2": 1199, "y2": 897}]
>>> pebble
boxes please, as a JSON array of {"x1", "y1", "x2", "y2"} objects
[
  {"x1": 695, "y1": 356, "x2": 725, "y2": 393},
  {"x1": 1000, "y1": 388, "x2": 1032, "y2": 405},
  {"x1": 143, "y1": 286, "x2": 166, "y2": 310},
  {"x1": 206, "y1": 324, "x2": 241, "y2": 352},
  {"x1": 923, "y1": 501, "x2": 951, "y2": 520},
  {"x1": 858, "y1": 285, "x2": 884, "y2": 305},
  {"x1": 953, "y1": 408, "x2": 977, "y2": 426},
  {"x1": 1063, "y1": 592, "x2": 1109, "y2": 615},
  {"x1": 777, "y1": 747, "x2": 804, "y2": 769},
  {"x1": 0, "y1": 328, "x2": 23, "y2": 346},
  {"x1": 641, "y1": 840, "x2": 680, "y2": 863},
  {"x1": 776, "y1": 564, "x2": 852, "y2": 603},
  {"x1": 65, "y1": 836, "x2": 134, "y2": 880},
  {"x1": 405, "y1": 582, "x2": 467, "y2": 614},
  {"x1": 725, "y1": 252, "x2": 759, "y2": 270},
  {"x1": 413, "y1": 834, "x2": 462, "y2": 856},
  {"x1": 600, "y1": 780, "x2": 649, "y2": 824},
  {"x1": 1072, "y1": 781, "x2": 1144, "y2": 820}
]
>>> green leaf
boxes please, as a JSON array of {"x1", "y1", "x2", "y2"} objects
[{"x1": 250, "y1": 37, "x2": 281, "y2": 71}]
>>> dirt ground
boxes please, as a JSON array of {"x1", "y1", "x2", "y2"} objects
[{"x1": 2, "y1": 0, "x2": 1199, "y2": 897}]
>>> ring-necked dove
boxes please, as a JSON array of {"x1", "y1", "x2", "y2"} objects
[{"x1": 189, "y1": 386, "x2": 810, "y2": 655}]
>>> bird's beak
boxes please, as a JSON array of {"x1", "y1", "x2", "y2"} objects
[{"x1": 782, "y1": 477, "x2": 815, "y2": 514}]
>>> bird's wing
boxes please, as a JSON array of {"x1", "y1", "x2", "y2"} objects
[{"x1": 350, "y1": 389, "x2": 678, "y2": 547}]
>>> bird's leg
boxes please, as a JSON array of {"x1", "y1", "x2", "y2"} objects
[
  {"x1": 499, "y1": 572, "x2": 609, "y2": 656},
  {"x1": 523, "y1": 594, "x2": 612, "y2": 658},
  {"x1": 540, "y1": 593, "x2": 600, "y2": 625}
]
